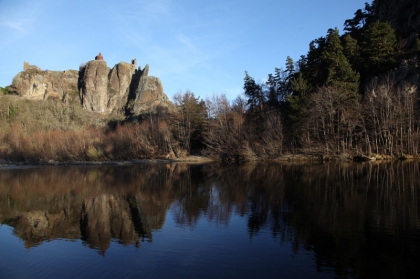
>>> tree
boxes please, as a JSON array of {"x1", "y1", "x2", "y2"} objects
[
  {"x1": 361, "y1": 21, "x2": 397, "y2": 75},
  {"x1": 203, "y1": 94, "x2": 247, "y2": 157},
  {"x1": 301, "y1": 37, "x2": 328, "y2": 88},
  {"x1": 321, "y1": 28, "x2": 360, "y2": 94},
  {"x1": 266, "y1": 73, "x2": 280, "y2": 107},
  {"x1": 270, "y1": 57, "x2": 295, "y2": 104},
  {"x1": 343, "y1": 1, "x2": 377, "y2": 37},
  {"x1": 173, "y1": 90, "x2": 207, "y2": 153},
  {"x1": 243, "y1": 71, "x2": 265, "y2": 113},
  {"x1": 307, "y1": 85, "x2": 362, "y2": 154},
  {"x1": 343, "y1": 34, "x2": 360, "y2": 70}
]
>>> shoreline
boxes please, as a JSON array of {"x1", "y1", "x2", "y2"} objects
[
  {"x1": 1, "y1": 153, "x2": 419, "y2": 169},
  {"x1": 0, "y1": 155, "x2": 215, "y2": 168}
]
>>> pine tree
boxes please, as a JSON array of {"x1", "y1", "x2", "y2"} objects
[
  {"x1": 321, "y1": 28, "x2": 360, "y2": 94},
  {"x1": 361, "y1": 21, "x2": 397, "y2": 74},
  {"x1": 285, "y1": 72, "x2": 311, "y2": 127},
  {"x1": 303, "y1": 37, "x2": 328, "y2": 88},
  {"x1": 285, "y1": 56, "x2": 295, "y2": 76},
  {"x1": 343, "y1": 33, "x2": 360, "y2": 70},
  {"x1": 244, "y1": 71, "x2": 264, "y2": 113},
  {"x1": 344, "y1": 1, "x2": 377, "y2": 38},
  {"x1": 266, "y1": 73, "x2": 279, "y2": 107}
]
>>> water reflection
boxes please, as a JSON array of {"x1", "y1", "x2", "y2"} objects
[
  {"x1": 1, "y1": 161, "x2": 420, "y2": 278},
  {"x1": 0, "y1": 165, "x2": 177, "y2": 251}
]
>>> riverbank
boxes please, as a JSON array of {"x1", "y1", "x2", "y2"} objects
[
  {"x1": 0, "y1": 155, "x2": 215, "y2": 168},
  {"x1": 2, "y1": 152, "x2": 419, "y2": 169}
]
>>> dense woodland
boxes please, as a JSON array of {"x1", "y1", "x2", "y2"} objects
[
  {"x1": 1, "y1": 0, "x2": 420, "y2": 162},
  {"x1": 205, "y1": 0, "x2": 420, "y2": 159}
]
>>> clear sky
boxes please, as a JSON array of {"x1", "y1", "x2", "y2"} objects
[{"x1": 0, "y1": 0, "x2": 369, "y2": 101}]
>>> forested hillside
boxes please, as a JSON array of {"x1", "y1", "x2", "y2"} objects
[{"x1": 204, "y1": 0, "x2": 420, "y2": 159}]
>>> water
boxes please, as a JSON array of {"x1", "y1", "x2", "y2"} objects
[{"x1": 0, "y1": 161, "x2": 419, "y2": 278}]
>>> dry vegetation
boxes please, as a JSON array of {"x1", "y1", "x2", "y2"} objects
[{"x1": 0, "y1": 95, "x2": 182, "y2": 162}]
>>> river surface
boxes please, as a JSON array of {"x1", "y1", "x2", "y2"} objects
[{"x1": 0, "y1": 161, "x2": 419, "y2": 278}]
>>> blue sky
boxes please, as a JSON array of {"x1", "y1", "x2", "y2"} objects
[{"x1": 0, "y1": 0, "x2": 368, "y2": 101}]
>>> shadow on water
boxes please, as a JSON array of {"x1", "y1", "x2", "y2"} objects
[{"x1": 0, "y1": 161, "x2": 420, "y2": 277}]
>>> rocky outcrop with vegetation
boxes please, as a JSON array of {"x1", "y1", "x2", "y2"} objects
[
  {"x1": 8, "y1": 57, "x2": 173, "y2": 116},
  {"x1": 9, "y1": 68, "x2": 79, "y2": 102}
]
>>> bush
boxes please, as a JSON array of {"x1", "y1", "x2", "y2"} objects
[{"x1": 0, "y1": 86, "x2": 9, "y2": 95}]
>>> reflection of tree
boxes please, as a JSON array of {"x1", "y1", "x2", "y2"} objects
[
  {"x1": 171, "y1": 161, "x2": 420, "y2": 278},
  {"x1": 279, "y1": 161, "x2": 420, "y2": 278},
  {"x1": 1, "y1": 161, "x2": 420, "y2": 277}
]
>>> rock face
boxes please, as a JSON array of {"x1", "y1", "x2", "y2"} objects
[
  {"x1": 79, "y1": 60, "x2": 173, "y2": 114},
  {"x1": 126, "y1": 64, "x2": 172, "y2": 115},
  {"x1": 9, "y1": 68, "x2": 79, "y2": 102},
  {"x1": 374, "y1": 0, "x2": 420, "y2": 39},
  {"x1": 370, "y1": 56, "x2": 420, "y2": 94},
  {"x1": 9, "y1": 57, "x2": 174, "y2": 116},
  {"x1": 107, "y1": 62, "x2": 135, "y2": 113},
  {"x1": 79, "y1": 60, "x2": 111, "y2": 113}
]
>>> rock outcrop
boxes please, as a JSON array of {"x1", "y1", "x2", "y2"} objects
[
  {"x1": 9, "y1": 56, "x2": 174, "y2": 116},
  {"x1": 79, "y1": 60, "x2": 111, "y2": 113},
  {"x1": 374, "y1": 0, "x2": 420, "y2": 40},
  {"x1": 369, "y1": 55, "x2": 420, "y2": 95},
  {"x1": 9, "y1": 68, "x2": 79, "y2": 102},
  {"x1": 79, "y1": 60, "x2": 173, "y2": 114},
  {"x1": 126, "y1": 64, "x2": 172, "y2": 115}
]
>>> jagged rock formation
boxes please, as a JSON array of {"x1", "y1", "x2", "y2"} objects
[
  {"x1": 9, "y1": 57, "x2": 174, "y2": 116},
  {"x1": 126, "y1": 64, "x2": 172, "y2": 115},
  {"x1": 108, "y1": 62, "x2": 136, "y2": 113},
  {"x1": 79, "y1": 60, "x2": 173, "y2": 114}
]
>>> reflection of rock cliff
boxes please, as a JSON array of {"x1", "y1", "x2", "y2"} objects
[
  {"x1": 80, "y1": 194, "x2": 168, "y2": 251},
  {"x1": 6, "y1": 210, "x2": 80, "y2": 249},
  {"x1": 8, "y1": 55, "x2": 174, "y2": 116},
  {"x1": 5, "y1": 193, "x2": 168, "y2": 252},
  {"x1": 0, "y1": 165, "x2": 178, "y2": 252}
]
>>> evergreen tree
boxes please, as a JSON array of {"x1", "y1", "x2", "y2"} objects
[
  {"x1": 361, "y1": 21, "x2": 397, "y2": 74},
  {"x1": 244, "y1": 71, "x2": 264, "y2": 113},
  {"x1": 285, "y1": 72, "x2": 311, "y2": 129},
  {"x1": 321, "y1": 28, "x2": 360, "y2": 93},
  {"x1": 282, "y1": 56, "x2": 295, "y2": 97},
  {"x1": 266, "y1": 73, "x2": 279, "y2": 108},
  {"x1": 343, "y1": 33, "x2": 360, "y2": 70},
  {"x1": 285, "y1": 56, "x2": 295, "y2": 76},
  {"x1": 344, "y1": 1, "x2": 377, "y2": 38},
  {"x1": 303, "y1": 37, "x2": 328, "y2": 88}
]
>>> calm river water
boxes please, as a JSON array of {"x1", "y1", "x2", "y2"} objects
[{"x1": 0, "y1": 161, "x2": 419, "y2": 278}]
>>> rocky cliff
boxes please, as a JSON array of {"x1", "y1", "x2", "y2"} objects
[
  {"x1": 8, "y1": 57, "x2": 174, "y2": 116},
  {"x1": 9, "y1": 68, "x2": 79, "y2": 102},
  {"x1": 79, "y1": 60, "x2": 173, "y2": 115}
]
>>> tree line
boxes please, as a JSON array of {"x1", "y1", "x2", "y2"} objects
[{"x1": 204, "y1": 0, "x2": 420, "y2": 159}]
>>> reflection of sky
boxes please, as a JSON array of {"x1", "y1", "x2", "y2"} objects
[{"x1": 0, "y1": 207, "x2": 332, "y2": 279}]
